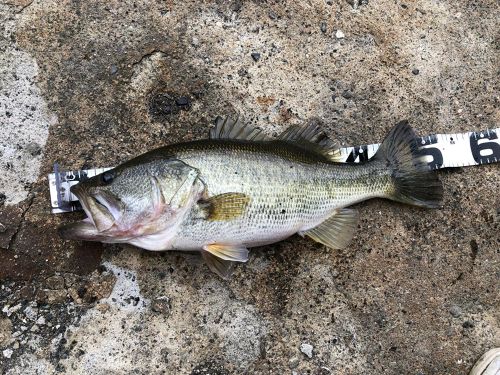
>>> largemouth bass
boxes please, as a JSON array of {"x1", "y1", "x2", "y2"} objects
[{"x1": 59, "y1": 118, "x2": 443, "y2": 277}]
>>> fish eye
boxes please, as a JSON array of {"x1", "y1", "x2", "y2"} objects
[{"x1": 101, "y1": 171, "x2": 114, "y2": 184}]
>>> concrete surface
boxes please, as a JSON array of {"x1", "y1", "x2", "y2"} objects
[{"x1": 0, "y1": 0, "x2": 498, "y2": 374}]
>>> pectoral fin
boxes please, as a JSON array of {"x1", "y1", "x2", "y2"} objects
[
  {"x1": 199, "y1": 193, "x2": 250, "y2": 221},
  {"x1": 299, "y1": 208, "x2": 359, "y2": 249},
  {"x1": 201, "y1": 251, "x2": 235, "y2": 279},
  {"x1": 203, "y1": 244, "x2": 249, "y2": 262}
]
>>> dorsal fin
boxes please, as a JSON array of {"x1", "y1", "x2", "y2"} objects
[
  {"x1": 278, "y1": 119, "x2": 342, "y2": 162},
  {"x1": 210, "y1": 116, "x2": 269, "y2": 141}
]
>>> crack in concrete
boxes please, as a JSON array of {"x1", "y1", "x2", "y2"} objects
[
  {"x1": 0, "y1": 0, "x2": 34, "y2": 14},
  {"x1": 16, "y1": 0, "x2": 35, "y2": 14},
  {"x1": 7, "y1": 193, "x2": 35, "y2": 251},
  {"x1": 15, "y1": 0, "x2": 34, "y2": 14},
  {"x1": 130, "y1": 48, "x2": 167, "y2": 78},
  {"x1": 130, "y1": 49, "x2": 167, "y2": 69}
]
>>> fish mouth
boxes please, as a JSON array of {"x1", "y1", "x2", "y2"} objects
[{"x1": 58, "y1": 184, "x2": 123, "y2": 241}]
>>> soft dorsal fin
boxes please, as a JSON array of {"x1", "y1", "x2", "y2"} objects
[
  {"x1": 278, "y1": 119, "x2": 342, "y2": 162},
  {"x1": 210, "y1": 116, "x2": 269, "y2": 141}
]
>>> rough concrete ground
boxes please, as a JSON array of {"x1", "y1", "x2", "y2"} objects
[{"x1": 0, "y1": 0, "x2": 498, "y2": 374}]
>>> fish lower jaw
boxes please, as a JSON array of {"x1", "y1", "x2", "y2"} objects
[{"x1": 125, "y1": 225, "x2": 179, "y2": 251}]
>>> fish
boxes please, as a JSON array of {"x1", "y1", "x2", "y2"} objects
[{"x1": 58, "y1": 117, "x2": 443, "y2": 278}]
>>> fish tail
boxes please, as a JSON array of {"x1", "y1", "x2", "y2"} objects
[{"x1": 374, "y1": 121, "x2": 443, "y2": 208}]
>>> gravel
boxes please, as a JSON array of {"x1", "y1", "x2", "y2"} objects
[
  {"x1": 335, "y1": 30, "x2": 345, "y2": 39},
  {"x1": 449, "y1": 305, "x2": 462, "y2": 318},
  {"x1": 251, "y1": 52, "x2": 261, "y2": 62},
  {"x1": 300, "y1": 343, "x2": 314, "y2": 358}
]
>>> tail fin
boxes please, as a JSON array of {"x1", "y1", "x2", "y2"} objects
[{"x1": 375, "y1": 121, "x2": 443, "y2": 208}]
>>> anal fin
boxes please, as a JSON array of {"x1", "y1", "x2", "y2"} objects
[{"x1": 299, "y1": 208, "x2": 359, "y2": 249}]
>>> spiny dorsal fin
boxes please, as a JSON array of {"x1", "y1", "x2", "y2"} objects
[
  {"x1": 210, "y1": 116, "x2": 269, "y2": 141},
  {"x1": 299, "y1": 208, "x2": 359, "y2": 249},
  {"x1": 199, "y1": 192, "x2": 250, "y2": 221},
  {"x1": 278, "y1": 119, "x2": 342, "y2": 162},
  {"x1": 201, "y1": 251, "x2": 235, "y2": 279}
]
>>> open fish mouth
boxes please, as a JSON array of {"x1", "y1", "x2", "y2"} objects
[{"x1": 58, "y1": 184, "x2": 122, "y2": 241}]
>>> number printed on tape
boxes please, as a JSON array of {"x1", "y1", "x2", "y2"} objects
[{"x1": 338, "y1": 128, "x2": 500, "y2": 169}]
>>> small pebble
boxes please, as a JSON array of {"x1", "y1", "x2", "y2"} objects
[
  {"x1": 3, "y1": 349, "x2": 13, "y2": 359},
  {"x1": 300, "y1": 343, "x2": 314, "y2": 358},
  {"x1": 237, "y1": 68, "x2": 249, "y2": 77},
  {"x1": 45, "y1": 275, "x2": 65, "y2": 290},
  {"x1": 462, "y1": 321, "x2": 474, "y2": 329},
  {"x1": 23, "y1": 306, "x2": 37, "y2": 321},
  {"x1": 289, "y1": 356, "x2": 299, "y2": 368},
  {"x1": 449, "y1": 305, "x2": 462, "y2": 318},
  {"x1": 231, "y1": 1, "x2": 242, "y2": 12},
  {"x1": 412, "y1": 68, "x2": 420, "y2": 75},
  {"x1": 110, "y1": 65, "x2": 118, "y2": 75},
  {"x1": 25, "y1": 143, "x2": 41, "y2": 156},
  {"x1": 151, "y1": 296, "x2": 171, "y2": 316},
  {"x1": 191, "y1": 37, "x2": 200, "y2": 47},
  {"x1": 12, "y1": 341, "x2": 19, "y2": 349},
  {"x1": 251, "y1": 52, "x2": 261, "y2": 62},
  {"x1": 320, "y1": 21, "x2": 327, "y2": 33},
  {"x1": 342, "y1": 90, "x2": 353, "y2": 99},
  {"x1": 335, "y1": 30, "x2": 345, "y2": 39},
  {"x1": 175, "y1": 96, "x2": 190, "y2": 108},
  {"x1": 268, "y1": 10, "x2": 278, "y2": 20}
]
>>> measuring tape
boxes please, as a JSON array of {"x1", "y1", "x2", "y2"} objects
[{"x1": 48, "y1": 127, "x2": 500, "y2": 214}]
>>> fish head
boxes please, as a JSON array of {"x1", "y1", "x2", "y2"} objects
[{"x1": 58, "y1": 158, "x2": 203, "y2": 242}]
